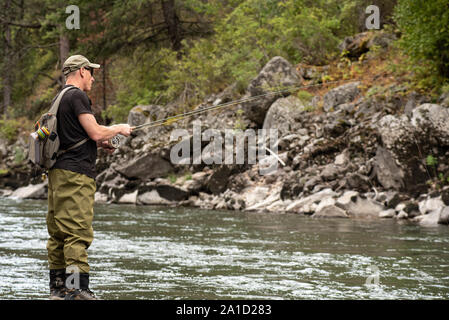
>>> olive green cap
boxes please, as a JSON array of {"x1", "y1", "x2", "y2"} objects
[{"x1": 63, "y1": 55, "x2": 100, "y2": 76}]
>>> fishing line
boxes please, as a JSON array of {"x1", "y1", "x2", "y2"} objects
[
  {"x1": 110, "y1": 77, "x2": 375, "y2": 149},
  {"x1": 130, "y1": 78, "x2": 366, "y2": 132}
]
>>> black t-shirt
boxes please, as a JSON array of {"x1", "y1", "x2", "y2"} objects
[{"x1": 51, "y1": 85, "x2": 97, "y2": 179}]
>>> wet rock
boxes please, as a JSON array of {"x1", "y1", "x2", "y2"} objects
[
  {"x1": 118, "y1": 190, "x2": 138, "y2": 204},
  {"x1": 10, "y1": 182, "x2": 47, "y2": 199},
  {"x1": 94, "y1": 192, "x2": 108, "y2": 203},
  {"x1": 114, "y1": 153, "x2": 173, "y2": 180},
  {"x1": 441, "y1": 187, "x2": 449, "y2": 206},
  {"x1": 137, "y1": 189, "x2": 172, "y2": 205},
  {"x1": 419, "y1": 198, "x2": 444, "y2": 215},
  {"x1": 396, "y1": 211, "x2": 409, "y2": 220},
  {"x1": 438, "y1": 207, "x2": 449, "y2": 225},
  {"x1": 242, "y1": 186, "x2": 271, "y2": 208},
  {"x1": 379, "y1": 209, "x2": 396, "y2": 218},
  {"x1": 402, "y1": 200, "x2": 420, "y2": 218},
  {"x1": 413, "y1": 208, "x2": 442, "y2": 226},
  {"x1": 312, "y1": 205, "x2": 348, "y2": 218},
  {"x1": 338, "y1": 195, "x2": 385, "y2": 219},
  {"x1": 379, "y1": 191, "x2": 402, "y2": 209},
  {"x1": 336, "y1": 191, "x2": 359, "y2": 208},
  {"x1": 286, "y1": 188, "x2": 337, "y2": 214},
  {"x1": 242, "y1": 56, "x2": 301, "y2": 126},
  {"x1": 323, "y1": 82, "x2": 360, "y2": 112}
]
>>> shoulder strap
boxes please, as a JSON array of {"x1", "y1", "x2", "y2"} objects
[
  {"x1": 48, "y1": 86, "x2": 78, "y2": 115},
  {"x1": 57, "y1": 138, "x2": 89, "y2": 157}
]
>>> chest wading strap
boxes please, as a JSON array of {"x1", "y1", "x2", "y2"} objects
[{"x1": 57, "y1": 138, "x2": 89, "y2": 158}]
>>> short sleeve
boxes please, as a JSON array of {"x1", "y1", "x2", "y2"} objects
[{"x1": 71, "y1": 90, "x2": 94, "y2": 116}]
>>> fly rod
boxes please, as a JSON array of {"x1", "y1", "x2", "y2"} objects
[{"x1": 109, "y1": 78, "x2": 363, "y2": 148}]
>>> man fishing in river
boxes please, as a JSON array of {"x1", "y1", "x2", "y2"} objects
[{"x1": 47, "y1": 55, "x2": 132, "y2": 300}]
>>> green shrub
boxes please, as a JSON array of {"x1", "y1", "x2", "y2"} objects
[
  {"x1": 394, "y1": 0, "x2": 449, "y2": 89},
  {"x1": 0, "y1": 117, "x2": 19, "y2": 143}
]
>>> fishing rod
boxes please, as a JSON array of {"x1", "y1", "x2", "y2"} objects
[{"x1": 109, "y1": 78, "x2": 363, "y2": 148}]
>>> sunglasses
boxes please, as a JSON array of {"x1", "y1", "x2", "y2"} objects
[{"x1": 84, "y1": 67, "x2": 94, "y2": 76}]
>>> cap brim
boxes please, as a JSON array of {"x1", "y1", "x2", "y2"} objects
[{"x1": 88, "y1": 63, "x2": 101, "y2": 69}]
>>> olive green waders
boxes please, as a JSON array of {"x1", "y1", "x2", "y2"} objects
[{"x1": 47, "y1": 168, "x2": 96, "y2": 273}]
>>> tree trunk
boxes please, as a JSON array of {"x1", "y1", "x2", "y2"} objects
[
  {"x1": 161, "y1": 0, "x2": 182, "y2": 56},
  {"x1": 59, "y1": 33, "x2": 70, "y2": 86},
  {"x1": 2, "y1": 0, "x2": 12, "y2": 115}
]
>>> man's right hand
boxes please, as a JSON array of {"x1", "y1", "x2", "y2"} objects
[{"x1": 114, "y1": 124, "x2": 132, "y2": 137}]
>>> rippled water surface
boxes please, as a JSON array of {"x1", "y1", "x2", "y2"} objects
[{"x1": 0, "y1": 198, "x2": 448, "y2": 300}]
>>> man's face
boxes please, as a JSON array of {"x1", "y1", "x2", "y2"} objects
[{"x1": 81, "y1": 67, "x2": 95, "y2": 92}]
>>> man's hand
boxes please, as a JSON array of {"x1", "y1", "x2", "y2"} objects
[
  {"x1": 98, "y1": 140, "x2": 116, "y2": 154},
  {"x1": 113, "y1": 124, "x2": 132, "y2": 137}
]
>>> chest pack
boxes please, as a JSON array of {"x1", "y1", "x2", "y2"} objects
[{"x1": 28, "y1": 86, "x2": 88, "y2": 169}]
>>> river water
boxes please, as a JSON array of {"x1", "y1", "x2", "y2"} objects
[{"x1": 0, "y1": 198, "x2": 448, "y2": 300}]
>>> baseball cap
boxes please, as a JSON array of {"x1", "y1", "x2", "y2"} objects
[{"x1": 63, "y1": 55, "x2": 100, "y2": 76}]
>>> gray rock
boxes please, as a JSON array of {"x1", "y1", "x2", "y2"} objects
[
  {"x1": 419, "y1": 198, "x2": 444, "y2": 215},
  {"x1": 438, "y1": 206, "x2": 449, "y2": 225},
  {"x1": 114, "y1": 153, "x2": 173, "y2": 180},
  {"x1": 312, "y1": 205, "x2": 349, "y2": 218},
  {"x1": 10, "y1": 182, "x2": 47, "y2": 199},
  {"x1": 320, "y1": 164, "x2": 339, "y2": 181},
  {"x1": 241, "y1": 56, "x2": 301, "y2": 126},
  {"x1": 263, "y1": 96, "x2": 304, "y2": 137},
  {"x1": 334, "y1": 149, "x2": 350, "y2": 166},
  {"x1": 286, "y1": 188, "x2": 337, "y2": 213},
  {"x1": 379, "y1": 209, "x2": 396, "y2": 218},
  {"x1": 206, "y1": 165, "x2": 232, "y2": 195},
  {"x1": 138, "y1": 189, "x2": 171, "y2": 205},
  {"x1": 373, "y1": 147, "x2": 404, "y2": 190},
  {"x1": 338, "y1": 195, "x2": 385, "y2": 219},
  {"x1": 441, "y1": 187, "x2": 449, "y2": 205},
  {"x1": 438, "y1": 91, "x2": 449, "y2": 108},
  {"x1": 94, "y1": 192, "x2": 108, "y2": 203},
  {"x1": 323, "y1": 82, "x2": 360, "y2": 112},
  {"x1": 128, "y1": 105, "x2": 166, "y2": 127},
  {"x1": 413, "y1": 208, "x2": 441, "y2": 226},
  {"x1": 118, "y1": 190, "x2": 138, "y2": 204}
]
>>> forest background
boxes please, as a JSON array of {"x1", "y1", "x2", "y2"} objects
[{"x1": 0, "y1": 0, "x2": 448, "y2": 141}]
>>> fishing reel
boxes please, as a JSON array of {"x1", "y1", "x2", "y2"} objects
[{"x1": 109, "y1": 135, "x2": 122, "y2": 149}]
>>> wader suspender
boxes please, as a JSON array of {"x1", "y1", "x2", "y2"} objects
[{"x1": 51, "y1": 87, "x2": 90, "y2": 158}]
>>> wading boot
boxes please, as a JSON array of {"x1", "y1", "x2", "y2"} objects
[
  {"x1": 64, "y1": 273, "x2": 97, "y2": 300},
  {"x1": 49, "y1": 269, "x2": 67, "y2": 300}
]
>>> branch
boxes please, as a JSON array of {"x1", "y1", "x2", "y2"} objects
[{"x1": 0, "y1": 16, "x2": 42, "y2": 29}]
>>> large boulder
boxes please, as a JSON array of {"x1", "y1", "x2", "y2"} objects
[
  {"x1": 377, "y1": 104, "x2": 449, "y2": 195},
  {"x1": 323, "y1": 82, "x2": 360, "y2": 112},
  {"x1": 241, "y1": 56, "x2": 301, "y2": 126},
  {"x1": 127, "y1": 105, "x2": 167, "y2": 127},
  {"x1": 114, "y1": 153, "x2": 173, "y2": 180},
  {"x1": 373, "y1": 147, "x2": 404, "y2": 190},
  {"x1": 10, "y1": 181, "x2": 47, "y2": 199},
  {"x1": 262, "y1": 96, "x2": 304, "y2": 138}
]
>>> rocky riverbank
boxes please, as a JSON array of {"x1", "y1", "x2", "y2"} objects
[{"x1": 1, "y1": 30, "x2": 449, "y2": 227}]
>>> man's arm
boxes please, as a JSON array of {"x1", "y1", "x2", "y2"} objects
[{"x1": 78, "y1": 113, "x2": 132, "y2": 142}]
